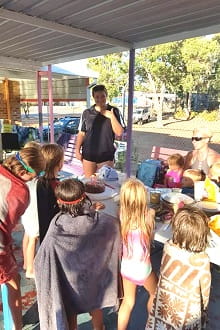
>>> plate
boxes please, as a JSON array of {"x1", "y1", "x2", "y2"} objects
[
  {"x1": 195, "y1": 201, "x2": 220, "y2": 213},
  {"x1": 145, "y1": 186, "x2": 172, "y2": 195},
  {"x1": 161, "y1": 192, "x2": 194, "y2": 205},
  {"x1": 86, "y1": 186, "x2": 118, "y2": 201}
]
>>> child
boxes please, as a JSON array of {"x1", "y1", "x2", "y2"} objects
[
  {"x1": 34, "y1": 178, "x2": 120, "y2": 330},
  {"x1": 0, "y1": 148, "x2": 45, "y2": 330},
  {"x1": 181, "y1": 168, "x2": 204, "y2": 197},
  {"x1": 118, "y1": 178, "x2": 158, "y2": 330},
  {"x1": 146, "y1": 206, "x2": 211, "y2": 329},
  {"x1": 208, "y1": 162, "x2": 220, "y2": 185},
  {"x1": 164, "y1": 153, "x2": 184, "y2": 188},
  {"x1": 21, "y1": 141, "x2": 42, "y2": 278},
  {"x1": 37, "y1": 143, "x2": 64, "y2": 243}
]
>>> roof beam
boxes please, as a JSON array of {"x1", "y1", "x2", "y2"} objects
[
  {"x1": 0, "y1": 8, "x2": 132, "y2": 49},
  {"x1": 134, "y1": 23, "x2": 220, "y2": 49},
  {"x1": 0, "y1": 55, "x2": 41, "y2": 71},
  {"x1": 42, "y1": 46, "x2": 128, "y2": 65}
]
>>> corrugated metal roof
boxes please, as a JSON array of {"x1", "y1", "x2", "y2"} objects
[{"x1": 0, "y1": 0, "x2": 220, "y2": 71}]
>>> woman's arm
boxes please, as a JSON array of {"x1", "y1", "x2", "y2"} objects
[
  {"x1": 102, "y1": 108, "x2": 124, "y2": 136},
  {"x1": 184, "y1": 151, "x2": 193, "y2": 170},
  {"x1": 75, "y1": 131, "x2": 85, "y2": 161}
]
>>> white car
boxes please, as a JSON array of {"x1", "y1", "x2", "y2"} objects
[{"x1": 133, "y1": 107, "x2": 150, "y2": 124}]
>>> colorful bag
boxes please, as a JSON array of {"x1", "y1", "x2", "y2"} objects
[{"x1": 136, "y1": 159, "x2": 163, "y2": 187}]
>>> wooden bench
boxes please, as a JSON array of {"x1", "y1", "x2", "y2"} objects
[
  {"x1": 57, "y1": 133, "x2": 84, "y2": 177},
  {"x1": 151, "y1": 146, "x2": 188, "y2": 161}
]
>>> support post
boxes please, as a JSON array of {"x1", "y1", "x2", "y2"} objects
[
  {"x1": 3, "y1": 79, "x2": 11, "y2": 123},
  {"x1": 37, "y1": 71, "x2": 43, "y2": 142},
  {"x1": 48, "y1": 65, "x2": 54, "y2": 143},
  {"x1": 125, "y1": 48, "x2": 135, "y2": 177}
]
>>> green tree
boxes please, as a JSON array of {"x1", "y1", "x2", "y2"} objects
[
  {"x1": 135, "y1": 41, "x2": 184, "y2": 93},
  {"x1": 88, "y1": 53, "x2": 128, "y2": 101},
  {"x1": 88, "y1": 35, "x2": 220, "y2": 116},
  {"x1": 180, "y1": 37, "x2": 220, "y2": 111}
]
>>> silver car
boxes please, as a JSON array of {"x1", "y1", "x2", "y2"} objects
[{"x1": 133, "y1": 107, "x2": 150, "y2": 124}]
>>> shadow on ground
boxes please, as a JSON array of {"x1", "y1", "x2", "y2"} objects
[{"x1": 132, "y1": 130, "x2": 220, "y2": 163}]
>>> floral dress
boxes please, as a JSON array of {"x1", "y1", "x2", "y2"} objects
[{"x1": 146, "y1": 241, "x2": 211, "y2": 330}]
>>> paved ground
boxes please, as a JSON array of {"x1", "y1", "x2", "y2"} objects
[
  {"x1": 1, "y1": 225, "x2": 220, "y2": 329},
  {"x1": 0, "y1": 224, "x2": 163, "y2": 330},
  {"x1": 21, "y1": 111, "x2": 220, "y2": 164}
]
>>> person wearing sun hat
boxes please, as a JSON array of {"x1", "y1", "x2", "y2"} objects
[{"x1": 184, "y1": 127, "x2": 220, "y2": 174}]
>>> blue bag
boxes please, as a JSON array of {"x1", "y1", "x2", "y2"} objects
[{"x1": 136, "y1": 159, "x2": 162, "y2": 187}]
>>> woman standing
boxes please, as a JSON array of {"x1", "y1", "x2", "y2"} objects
[{"x1": 75, "y1": 84, "x2": 124, "y2": 177}]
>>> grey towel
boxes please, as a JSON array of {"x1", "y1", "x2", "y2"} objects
[{"x1": 35, "y1": 211, "x2": 120, "y2": 330}]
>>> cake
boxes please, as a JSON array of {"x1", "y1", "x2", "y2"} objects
[{"x1": 85, "y1": 181, "x2": 105, "y2": 194}]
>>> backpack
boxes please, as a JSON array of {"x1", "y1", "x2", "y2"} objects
[{"x1": 136, "y1": 159, "x2": 163, "y2": 187}]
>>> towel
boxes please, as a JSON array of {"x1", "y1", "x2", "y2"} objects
[{"x1": 35, "y1": 211, "x2": 120, "y2": 330}]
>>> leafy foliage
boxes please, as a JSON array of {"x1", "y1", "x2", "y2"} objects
[
  {"x1": 88, "y1": 34, "x2": 220, "y2": 109},
  {"x1": 88, "y1": 53, "x2": 128, "y2": 101}
]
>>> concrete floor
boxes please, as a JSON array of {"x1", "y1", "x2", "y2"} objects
[{"x1": 1, "y1": 226, "x2": 220, "y2": 330}]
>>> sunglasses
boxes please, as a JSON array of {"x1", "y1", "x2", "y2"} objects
[
  {"x1": 16, "y1": 152, "x2": 45, "y2": 176},
  {"x1": 191, "y1": 137, "x2": 207, "y2": 142}
]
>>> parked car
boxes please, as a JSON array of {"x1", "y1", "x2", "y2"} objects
[
  {"x1": 133, "y1": 107, "x2": 150, "y2": 125},
  {"x1": 64, "y1": 117, "x2": 80, "y2": 134},
  {"x1": 43, "y1": 116, "x2": 80, "y2": 140}
]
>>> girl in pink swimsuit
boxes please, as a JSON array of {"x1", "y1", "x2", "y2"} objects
[
  {"x1": 164, "y1": 153, "x2": 185, "y2": 188},
  {"x1": 118, "y1": 178, "x2": 158, "y2": 330}
]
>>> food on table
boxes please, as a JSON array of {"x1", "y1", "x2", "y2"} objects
[
  {"x1": 209, "y1": 215, "x2": 220, "y2": 236},
  {"x1": 161, "y1": 192, "x2": 194, "y2": 205},
  {"x1": 203, "y1": 178, "x2": 220, "y2": 203},
  {"x1": 84, "y1": 175, "x2": 105, "y2": 194}
]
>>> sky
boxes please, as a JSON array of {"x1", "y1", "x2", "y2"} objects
[{"x1": 56, "y1": 59, "x2": 98, "y2": 78}]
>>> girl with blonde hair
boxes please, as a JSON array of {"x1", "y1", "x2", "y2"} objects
[
  {"x1": 21, "y1": 141, "x2": 43, "y2": 278},
  {"x1": 118, "y1": 178, "x2": 158, "y2": 330},
  {"x1": 0, "y1": 147, "x2": 45, "y2": 329}
]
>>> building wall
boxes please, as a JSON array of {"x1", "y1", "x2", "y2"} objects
[
  {"x1": 0, "y1": 77, "x2": 89, "y2": 125},
  {"x1": 0, "y1": 80, "x2": 21, "y2": 124},
  {"x1": 20, "y1": 78, "x2": 88, "y2": 102}
]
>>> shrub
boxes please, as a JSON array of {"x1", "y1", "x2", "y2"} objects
[
  {"x1": 197, "y1": 110, "x2": 218, "y2": 121},
  {"x1": 173, "y1": 108, "x2": 188, "y2": 119}
]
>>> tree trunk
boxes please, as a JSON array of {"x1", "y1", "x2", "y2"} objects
[{"x1": 147, "y1": 72, "x2": 163, "y2": 127}]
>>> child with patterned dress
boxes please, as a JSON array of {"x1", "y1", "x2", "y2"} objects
[
  {"x1": 146, "y1": 206, "x2": 211, "y2": 330},
  {"x1": 118, "y1": 178, "x2": 158, "y2": 330},
  {"x1": 0, "y1": 147, "x2": 45, "y2": 330},
  {"x1": 164, "y1": 153, "x2": 185, "y2": 188}
]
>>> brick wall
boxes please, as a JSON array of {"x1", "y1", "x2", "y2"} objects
[{"x1": 0, "y1": 80, "x2": 21, "y2": 124}]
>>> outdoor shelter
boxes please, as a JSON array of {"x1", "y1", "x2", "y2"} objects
[{"x1": 0, "y1": 0, "x2": 220, "y2": 175}]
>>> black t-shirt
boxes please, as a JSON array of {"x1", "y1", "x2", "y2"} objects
[
  {"x1": 37, "y1": 178, "x2": 60, "y2": 243},
  {"x1": 80, "y1": 104, "x2": 122, "y2": 163}
]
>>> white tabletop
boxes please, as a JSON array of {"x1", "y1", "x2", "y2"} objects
[
  {"x1": 154, "y1": 221, "x2": 220, "y2": 266},
  {"x1": 100, "y1": 183, "x2": 220, "y2": 267},
  {"x1": 62, "y1": 173, "x2": 220, "y2": 267}
]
